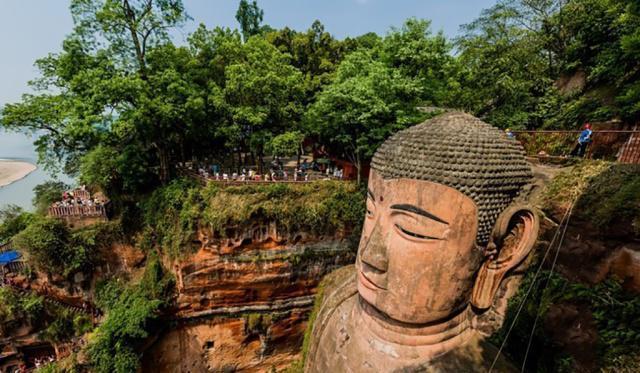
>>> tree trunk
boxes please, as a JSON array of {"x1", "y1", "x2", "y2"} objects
[
  {"x1": 355, "y1": 152, "x2": 362, "y2": 185},
  {"x1": 157, "y1": 145, "x2": 170, "y2": 184},
  {"x1": 122, "y1": 0, "x2": 147, "y2": 77}
]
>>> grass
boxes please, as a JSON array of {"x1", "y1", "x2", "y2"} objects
[{"x1": 140, "y1": 179, "x2": 365, "y2": 258}]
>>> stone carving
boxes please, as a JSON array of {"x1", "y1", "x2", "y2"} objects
[{"x1": 305, "y1": 112, "x2": 540, "y2": 372}]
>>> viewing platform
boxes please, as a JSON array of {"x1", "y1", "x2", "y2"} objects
[
  {"x1": 48, "y1": 188, "x2": 109, "y2": 228},
  {"x1": 177, "y1": 166, "x2": 348, "y2": 187}
]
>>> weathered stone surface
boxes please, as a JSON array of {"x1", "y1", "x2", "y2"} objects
[
  {"x1": 142, "y1": 310, "x2": 308, "y2": 372},
  {"x1": 306, "y1": 112, "x2": 539, "y2": 372},
  {"x1": 143, "y1": 222, "x2": 357, "y2": 371}
]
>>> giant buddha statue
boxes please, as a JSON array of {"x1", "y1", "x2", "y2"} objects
[{"x1": 305, "y1": 112, "x2": 539, "y2": 372}]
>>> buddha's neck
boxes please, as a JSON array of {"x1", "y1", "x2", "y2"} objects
[{"x1": 358, "y1": 296, "x2": 474, "y2": 354}]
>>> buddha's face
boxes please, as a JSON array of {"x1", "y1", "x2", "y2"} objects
[{"x1": 356, "y1": 170, "x2": 482, "y2": 324}]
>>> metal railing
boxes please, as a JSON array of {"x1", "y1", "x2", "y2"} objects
[
  {"x1": 0, "y1": 240, "x2": 14, "y2": 253},
  {"x1": 512, "y1": 130, "x2": 640, "y2": 163},
  {"x1": 48, "y1": 204, "x2": 107, "y2": 218},
  {"x1": 177, "y1": 167, "x2": 345, "y2": 186}
]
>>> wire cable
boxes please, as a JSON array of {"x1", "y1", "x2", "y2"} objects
[
  {"x1": 520, "y1": 202, "x2": 575, "y2": 372},
  {"x1": 488, "y1": 202, "x2": 575, "y2": 372}
]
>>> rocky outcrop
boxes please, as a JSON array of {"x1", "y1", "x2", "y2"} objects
[{"x1": 143, "y1": 222, "x2": 357, "y2": 372}]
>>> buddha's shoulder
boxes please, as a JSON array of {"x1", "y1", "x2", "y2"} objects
[
  {"x1": 310, "y1": 265, "x2": 357, "y2": 329},
  {"x1": 303, "y1": 265, "x2": 357, "y2": 366},
  {"x1": 396, "y1": 333, "x2": 519, "y2": 373}
]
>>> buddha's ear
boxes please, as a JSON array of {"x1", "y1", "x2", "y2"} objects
[{"x1": 471, "y1": 205, "x2": 539, "y2": 310}]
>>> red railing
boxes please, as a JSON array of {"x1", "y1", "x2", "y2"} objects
[
  {"x1": 48, "y1": 205, "x2": 107, "y2": 218},
  {"x1": 512, "y1": 130, "x2": 640, "y2": 163}
]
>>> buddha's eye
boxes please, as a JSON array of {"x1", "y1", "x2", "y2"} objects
[
  {"x1": 395, "y1": 223, "x2": 442, "y2": 241},
  {"x1": 366, "y1": 197, "x2": 375, "y2": 219},
  {"x1": 391, "y1": 212, "x2": 447, "y2": 242}
]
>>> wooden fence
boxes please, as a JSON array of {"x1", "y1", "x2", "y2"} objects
[{"x1": 512, "y1": 130, "x2": 640, "y2": 163}]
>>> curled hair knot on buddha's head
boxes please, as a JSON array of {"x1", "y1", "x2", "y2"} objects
[{"x1": 371, "y1": 111, "x2": 533, "y2": 245}]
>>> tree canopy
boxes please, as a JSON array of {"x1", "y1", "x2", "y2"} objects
[{"x1": 1, "y1": 0, "x2": 639, "y2": 193}]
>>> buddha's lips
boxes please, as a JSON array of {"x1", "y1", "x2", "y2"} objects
[{"x1": 359, "y1": 270, "x2": 385, "y2": 291}]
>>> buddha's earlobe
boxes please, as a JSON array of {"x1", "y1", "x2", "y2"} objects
[{"x1": 471, "y1": 205, "x2": 539, "y2": 310}]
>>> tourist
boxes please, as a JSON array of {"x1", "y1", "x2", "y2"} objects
[
  {"x1": 570, "y1": 123, "x2": 593, "y2": 157},
  {"x1": 505, "y1": 128, "x2": 516, "y2": 139}
]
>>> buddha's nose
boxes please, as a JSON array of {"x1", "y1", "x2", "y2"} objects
[{"x1": 360, "y1": 225, "x2": 388, "y2": 272}]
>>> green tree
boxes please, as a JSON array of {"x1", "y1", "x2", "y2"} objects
[
  {"x1": 33, "y1": 181, "x2": 70, "y2": 214},
  {"x1": 13, "y1": 217, "x2": 104, "y2": 277},
  {"x1": 306, "y1": 50, "x2": 425, "y2": 183},
  {"x1": 87, "y1": 255, "x2": 173, "y2": 373},
  {"x1": 381, "y1": 18, "x2": 458, "y2": 106},
  {"x1": 236, "y1": 0, "x2": 264, "y2": 42},
  {"x1": 13, "y1": 217, "x2": 72, "y2": 275},
  {"x1": 266, "y1": 21, "x2": 353, "y2": 102},
  {"x1": 0, "y1": 205, "x2": 33, "y2": 243},
  {"x1": 224, "y1": 37, "x2": 304, "y2": 170},
  {"x1": 455, "y1": 1, "x2": 558, "y2": 128},
  {"x1": 267, "y1": 131, "x2": 305, "y2": 163},
  {"x1": 1, "y1": 0, "x2": 189, "y2": 185}
]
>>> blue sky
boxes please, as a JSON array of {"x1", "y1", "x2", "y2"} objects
[{"x1": 0, "y1": 0, "x2": 496, "y2": 106}]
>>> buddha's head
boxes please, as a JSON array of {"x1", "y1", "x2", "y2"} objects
[{"x1": 356, "y1": 112, "x2": 539, "y2": 324}]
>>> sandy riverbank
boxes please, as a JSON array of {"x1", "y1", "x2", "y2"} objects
[{"x1": 0, "y1": 160, "x2": 37, "y2": 188}]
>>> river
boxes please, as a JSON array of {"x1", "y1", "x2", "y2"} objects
[{"x1": 0, "y1": 130, "x2": 74, "y2": 211}]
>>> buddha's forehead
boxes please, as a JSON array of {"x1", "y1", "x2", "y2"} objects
[{"x1": 368, "y1": 170, "x2": 478, "y2": 224}]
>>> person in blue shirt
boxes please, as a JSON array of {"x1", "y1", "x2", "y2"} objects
[
  {"x1": 505, "y1": 128, "x2": 516, "y2": 139},
  {"x1": 570, "y1": 123, "x2": 593, "y2": 157}
]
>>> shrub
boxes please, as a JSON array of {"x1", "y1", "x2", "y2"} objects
[
  {"x1": 0, "y1": 205, "x2": 34, "y2": 242},
  {"x1": 14, "y1": 217, "x2": 73, "y2": 275},
  {"x1": 14, "y1": 218, "x2": 120, "y2": 278},
  {"x1": 87, "y1": 255, "x2": 174, "y2": 373},
  {"x1": 139, "y1": 178, "x2": 365, "y2": 258},
  {"x1": 33, "y1": 181, "x2": 70, "y2": 214}
]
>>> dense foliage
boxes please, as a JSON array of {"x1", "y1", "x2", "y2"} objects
[
  {"x1": 3, "y1": 0, "x2": 637, "y2": 194},
  {"x1": 13, "y1": 218, "x2": 121, "y2": 277},
  {"x1": 139, "y1": 178, "x2": 365, "y2": 258},
  {"x1": 87, "y1": 255, "x2": 174, "y2": 373},
  {"x1": 0, "y1": 205, "x2": 33, "y2": 243},
  {"x1": 492, "y1": 161, "x2": 640, "y2": 371},
  {"x1": 541, "y1": 161, "x2": 640, "y2": 236},
  {"x1": 33, "y1": 181, "x2": 70, "y2": 214},
  {"x1": 495, "y1": 269, "x2": 640, "y2": 371},
  {"x1": 0, "y1": 287, "x2": 91, "y2": 346}
]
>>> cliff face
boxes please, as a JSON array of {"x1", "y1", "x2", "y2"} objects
[
  {"x1": 143, "y1": 222, "x2": 357, "y2": 372},
  {"x1": 494, "y1": 161, "x2": 640, "y2": 372}
]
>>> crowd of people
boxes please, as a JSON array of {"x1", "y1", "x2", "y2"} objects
[
  {"x1": 50, "y1": 186, "x2": 105, "y2": 209},
  {"x1": 32, "y1": 356, "x2": 56, "y2": 370},
  {"x1": 194, "y1": 158, "x2": 345, "y2": 182}
]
